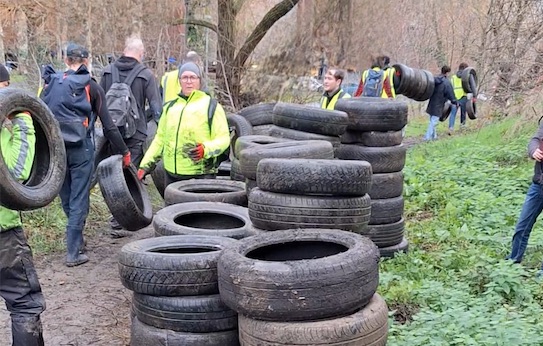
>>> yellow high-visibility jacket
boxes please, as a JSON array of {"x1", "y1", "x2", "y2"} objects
[
  {"x1": 140, "y1": 90, "x2": 229, "y2": 176},
  {"x1": 320, "y1": 89, "x2": 351, "y2": 110},
  {"x1": 160, "y1": 69, "x2": 181, "y2": 103},
  {"x1": 451, "y1": 74, "x2": 466, "y2": 99}
]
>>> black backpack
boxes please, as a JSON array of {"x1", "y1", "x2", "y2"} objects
[{"x1": 105, "y1": 64, "x2": 146, "y2": 138}]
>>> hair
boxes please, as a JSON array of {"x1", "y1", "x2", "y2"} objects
[
  {"x1": 124, "y1": 35, "x2": 144, "y2": 55},
  {"x1": 65, "y1": 57, "x2": 86, "y2": 65},
  {"x1": 185, "y1": 51, "x2": 200, "y2": 63},
  {"x1": 383, "y1": 56, "x2": 391, "y2": 66},
  {"x1": 459, "y1": 62, "x2": 468, "y2": 70},
  {"x1": 371, "y1": 56, "x2": 387, "y2": 69},
  {"x1": 441, "y1": 65, "x2": 452, "y2": 74},
  {"x1": 327, "y1": 68, "x2": 345, "y2": 81}
]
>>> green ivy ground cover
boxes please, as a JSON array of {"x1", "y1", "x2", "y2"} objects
[{"x1": 383, "y1": 119, "x2": 543, "y2": 345}]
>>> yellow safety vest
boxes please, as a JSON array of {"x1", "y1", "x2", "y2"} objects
[
  {"x1": 384, "y1": 67, "x2": 396, "y2": 98},
  {"x1": 451, "y1": 75, "x2": 466, "y2": 99},
  {"x1": 161, "y1": 69, "x2": 181, "y2": 103},
  {"x1": 320, "y1": 89, "x2": 351, "y2": 110}
]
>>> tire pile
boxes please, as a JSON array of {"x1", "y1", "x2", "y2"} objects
[
  {"x1": 335, "y1": 97, "x2": 409, "y2": 258},
  {"x1": 119, "y1": 235, "x2": 240, "y2": 345},
  {"x1": 218, "y1": 229, "x2": 389, "y2": 345}
]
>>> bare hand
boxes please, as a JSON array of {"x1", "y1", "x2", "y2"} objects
[{"x1": 533, "y1": 148, "x2": 543, "y2": 161}]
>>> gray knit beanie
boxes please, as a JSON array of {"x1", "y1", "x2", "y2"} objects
[{"x1": 178, "y1": 62, "x2": 201, "y2": 78}]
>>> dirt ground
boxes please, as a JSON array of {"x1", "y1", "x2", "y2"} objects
[{"x1": 0, "y1": 225, "x2": 154, "y2": 346}]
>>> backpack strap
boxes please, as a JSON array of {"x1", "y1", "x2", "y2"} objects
[
  {"x1": 123, "y1": 64, "x2": 147, "y2": 86},
  {"x1": 207, "y1": 98, "x2": 218, "y2": 132},
  {"x1": 163, "y1": 99, "x2": 177, "y2": 115},
  {"x1": 111, "y1": 65, "x2": 121, "y2": 84}
]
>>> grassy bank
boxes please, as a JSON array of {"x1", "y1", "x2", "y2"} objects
[{"x1": 385, "y1": 116, "x2": 543, "y2": 345}]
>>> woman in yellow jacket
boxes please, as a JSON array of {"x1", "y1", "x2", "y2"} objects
[{"x1": 138, "y1": 62, "x2": 229, "y2": 186}]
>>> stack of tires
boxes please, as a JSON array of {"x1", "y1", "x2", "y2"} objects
[
  {"x1": 119, "y1": 235, "x2": 240, "y2": 345},
  {"x1": 218, "y1": 229, "x2": 389, "y2": 345},
  {"x1": 248, "y1": 158, "x2": 372, "y2": 234},
  {"x1": 335, "y1": 98, "x2": 409, "y2": 258},
  {"x1": 267, "y1": 102, "x2": 349, "y2": 150},
  {"x1": 238, "y1": 102, "x2": 276, "y2": 136},
  {"x1": 392, "y1": 63, "x2": 435, "y2": 102}
]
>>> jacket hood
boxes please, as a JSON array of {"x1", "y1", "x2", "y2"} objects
[
  {"x1": 114, "y1": 56, "x2": 140, "y2": 71},
  {"x1": 435, "y1": 75, "x2": 446, "y2": 84},
  {"x1": 456, "y1": 70, "x2": 463, "y2": 78}
]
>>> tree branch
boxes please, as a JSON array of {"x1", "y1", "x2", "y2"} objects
[
  {"x1": 169, "y1": 18, "x2": 218, "y2": 34},
  {"x1": 232, "y1": 0, "x2": 247, "y2": 16},
  {"x1": 233, "y1": 0, "x2": 299, "y2": 68}
]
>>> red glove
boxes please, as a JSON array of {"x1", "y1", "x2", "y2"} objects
[
  {"x1": 472, "y1": 97, "x2": 477, "y2": 103},
  {"x1": 122, "y1": 152, "x2": 131, "y2": 168},
  {"x1": 188, "y1": 143, "x2": 205, "y2": 162},
  {"x1": 137, "y1": 169, "x2": 147, "y2": 181}
]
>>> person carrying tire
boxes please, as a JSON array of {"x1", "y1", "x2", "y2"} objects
[
  {"x1": 424, "y1": 65, "x2": 457, "y2": 141},
  {"x1": 320, "y1": 68, "x2": 351, "y2": 110},
  {"x1": 99, "y1": 36, "x2": 162, "y2": 231},
  {"x1": 0, "y1": 64, "x2": 46, "y2": 345},
  {"x1": 138, "y1": 62, "x2": 230, "y2": 187},
  {"x1": 40, "y1": 43, "x2": 131, "y2": 267},
  {"x1": 354, "y1": 56, "x2": 393, "y2": 98},
  {"x1": 448, "y1": 62, "x2": 477, "y2": 134}
]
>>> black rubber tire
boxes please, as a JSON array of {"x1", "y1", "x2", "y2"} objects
[
  {"x1": 416, "y1": 69, "x2": 435, "y2": 101},
  {"x1": 272, "y1": 102, "x2": 349, "y2": 136},
  {"x1": 251, "y1": 124, "x2": 274, "y2": 136},
  {"x1": 234, "y1": 135, "x2": 290, "y2": 159},
  {"x1": 407, "y1": 69, "x2": 428, "y2": 100},
  {"x1": 248, "y1": 189, "x2": 371, "y2": 232},
  {"x1": 369, "y1": 172, "x2": 404, "y2": 199},
  {"x1": 119, "y1": 235, "x2": 238, "y2": 296},
  {"x1": 238, "y1": 102, "x2": 275, "y2": 126},
  {"x1": 130, "y1": 316, "x2": 239, "y2": 346},
  {"x1": 461, "y1": 67, "x2": 477, "y2": 94},
  {"x1": 467, "y1": 98, "x2": 477, "y2": 120},
  {"x1": 132, "y1": 293, "x2": 237, "y2": 333},
  {"x1": 370, "y1": 196, "x2": 404, "y2": 225},
  {"x1": 164, "y1": 179, "x2": 247, "y2": 206},
  {"x1": 227, "y1": 113, "x2": 253, "y2": 154},
  {"x1": 153, "y1": 202, "x2": 254, "y2": 239},
  {"x1": 379, "y1": 237, "x2": 409, "y2": 258},
  {"x1": 354, "y1": 130, "x2": 404, "y2": 147},
  {"x1": 440, "y1": 100, "x2": 452, "y2": 122},
  {"x1": 257, "y1": 158, "x2": 372, "y2": 196},
  {"x1": 239, "y1": 140, "x2": 334, "y2": 180},
  {"x1": 392, "y1": 63, "x2": 415, "y2": 95},
  {"x1": 229, "y1": 158, "x2": 245, "y2": 181},
  {"x1": 90, "y1": 127, "x2": 109, "y2": 190},
  {"x1": 218, "y1": 229, "x2": 380, "y2": 321},
  {"x1": 335, "y1": 98, "x2": 408, "y2": 132},
  {"x1": 150, "y1": 160, "x2": 166, "y2": 198},
  {"x1": 361, "y1": 218, "x2": 405, "y2": 248},
  {"x1": 336, "y1": 144, "x2": 406, "y2": 173},
  {"x1": 245, "y1": 178, "x2": 257, "y2": 196},
  {"x1": 268, "y1": 125, "x2": 341, "y2": 148},
  {"x1": 97, "y1": 155, "x2": 152, "y2": 231},
  {"x1": 238, "y1": 294, "x2": 388, "y2": 345},
  {"x1": 0, "y1": 88, "x2": 67, "y2": 210}
]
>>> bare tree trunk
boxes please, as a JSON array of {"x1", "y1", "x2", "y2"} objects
[
  {"x1": 14, "y1": 8, "x2": 29, "y2": 72},
  {"x1": 0, "y1": 21, "x2": 5, "y2": 65}
]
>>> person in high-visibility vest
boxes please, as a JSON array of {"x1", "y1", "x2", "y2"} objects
[
  {"x1": 354, "y1": 56, "x2": 393, "y2": 98},
  {"x1": 320, "y1": 68, "x2": 351, "y2": 110},
  {"x1": 160, "y1": 51, "x2": 203, "y2": 104},
  {"x1": 449, "y1": 62, "x2": 477, "y2": 134},
  {"x1": 382, "y1": 56, "x2": 396, "y2": 98}
]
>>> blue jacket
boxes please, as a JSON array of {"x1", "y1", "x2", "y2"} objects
[{"x1": 426, "y1": 74, "x2": 456, "y2": 117}]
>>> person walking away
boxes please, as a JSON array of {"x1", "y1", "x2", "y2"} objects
[
  {"x1": 40, "y1": 43, "x2": 130, "y2": 266},
  {"x1": 0, "y1": 63, "x2": 46, "y2": 345},
  {"x1": 137, "y1": 62, "x2": 229, "y2": 187},
  {"x1": 320, "y1": 68, "x2": 351, "y2": 110},
  {"x1": 100, "y1": 36, "x2": 162, "y2": 230},
  {"x1": 382, "y1": 56, "x2": 396, "y2": 99},
  {"x1": 354, "y1": 56, "x2": 393, "y2": 98},
  {"x1": 448, "y1": 62, "x2": 477, "y2": 134},
  {"x1": 424, "y1": 65, "x2": 457, "y2": 141}
]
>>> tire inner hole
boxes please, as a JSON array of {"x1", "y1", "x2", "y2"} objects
[
  {"x1": 247, "y1": 241, "x2": 348, "y2": 261},
  {"x1": 149, "y1": 245, "x2": 221, "y2": 254},
  {"x1": 174, "y1": 212, "x2": 245, "y2": 229}
]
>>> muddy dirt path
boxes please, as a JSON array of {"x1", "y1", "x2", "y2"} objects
[{"x1": 0, "y1": 225, "x2": 153, "y2": 346}]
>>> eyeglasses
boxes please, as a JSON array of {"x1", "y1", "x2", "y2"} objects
[{"x1": 180, "y1": 76, "x2": 200, "y2": 82}]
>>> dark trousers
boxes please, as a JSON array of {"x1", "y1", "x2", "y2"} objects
[
  {"x1": 164, "y1": 171, "x2": 216, "y2": 189},
  {"x1": 60, "y1": 138, "x2": 94, "y2": 260},
  {"x1": 0, "y1": 227, "x2": 46, "y2": 346}
]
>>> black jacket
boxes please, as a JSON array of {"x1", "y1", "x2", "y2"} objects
[
  {"x1": 100, "y1": 56, "x2": 162, "y2": 142},
  {"x1": 529, "y1": 123, "x2": 543, "y2": 184},
  {"x1": 426, "y1": 74, "x2": 456, "y2": 117}
]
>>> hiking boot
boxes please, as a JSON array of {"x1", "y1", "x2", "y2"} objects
[
  {"x1": 109, "y1": 217, "x2": 123, "y2": 230},
  {"x1": 66, "y1": 254, "x2": 89, "y2": 267},
  {"x1": 11, "y1": 316, "x2": 44, "y2": 346}
]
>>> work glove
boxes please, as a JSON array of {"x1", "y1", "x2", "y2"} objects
[
  {"x1": 188, "y1": 143, "x2": 205, "y2": 162},
  {"x1": 122, "y1": 151, "x2": 132, "y2": 168},
  {"x1": 137, "y1": 168, "x2": 148, "y2": 181}
]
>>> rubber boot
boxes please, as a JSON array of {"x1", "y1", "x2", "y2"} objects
[
  {"x1": 11, "y1": 316, "x2": 44, "y2": 346},
  {"x1": 66, "y1": 228, "x2": 88, "y2": 267}
]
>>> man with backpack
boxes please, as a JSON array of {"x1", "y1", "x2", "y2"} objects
[
  {"x1": 40, "y1": 43, "x2": 130, "y2": 267},
  {"x1": 320, "y1": 68, "x2": 351, "y2": 110},
  {"x1": 137, "y1": 62, "x2": 229, "y2": 187},
  {"x1": 354, "y1": 56, "x2": 393, "y2": 98},
  {"x1": 424, "y1": 65, "x2": 457, "y2": 141},
  {"x1": 99, "y1": 36, "x2": 162, "y2": 230}
]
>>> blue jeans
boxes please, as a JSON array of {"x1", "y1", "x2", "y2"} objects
[
  {"x1": 59, "y1": 138, "x2": 94, "y2": 261},
  {"x1": 508, "y1": 182, "x2": 543, "y2": 263},
  {"x1": 448, "y1": 97, "x2": 467, "y2": 129},
  {"x1": 424, "y1": 115, "x2": 440, "y2": 141}
]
